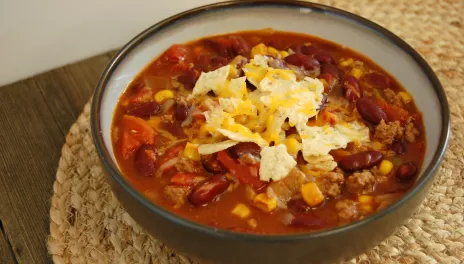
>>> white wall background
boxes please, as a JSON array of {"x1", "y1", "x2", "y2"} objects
[{"x1": 0, "y1": 0, "x2": 225, "y2": 86}]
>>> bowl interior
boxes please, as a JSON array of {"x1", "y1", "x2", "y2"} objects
[{"x1": 99, "y1": 4, "x2": 442, "y2": 178}]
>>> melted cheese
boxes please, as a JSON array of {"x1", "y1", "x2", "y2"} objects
[{"x1": 193, "y1": 53, "x2": 371, "y2": 175}]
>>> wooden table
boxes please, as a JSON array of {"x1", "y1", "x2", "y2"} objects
[{"x1": 0, "y1": 51, "x2": 117, "y2": 264}]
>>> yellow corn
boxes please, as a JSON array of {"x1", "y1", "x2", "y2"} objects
[
  {"x1": 378, "y1": 160, "x2": 394, "y2": 175},
  {"x1": 285, "y1": 138, "x2": 302, "y2": 155},
  {"x1": 398, "y1": 92, "x2": 412, "y2": 104},
  {"x1": 231, "y1": 203, "x2": 251, "y2": 218},
  {"x1": 199, "y1": 124, "x2": 210, "y2": 136},
  {"x1": 154, "y1": 90, "x2": 174, "y2": 103},
  {"x1": 268, "y1": 47, "x2": 280, "y2": 57},
  {"x1": 280, "y1": 51, "x2": 289, "y2": 58},
  {"x1": 339, "y1": 58, "x2": 354, "y2": 67},
  {"x1": 253, "y1": 193, "x2": 277, "y2": 212},
  {"x1": 281, "y1": 122, "x2": 290, "y2": 131},
  {"x1": 247, "y1": 218, "x2": 257, "y2": 228},
  {"x1": 301, "y1": 182, "x2": 325, "y2": 207},
  {"x1": 351, "y1": 68, "x2": 364, "y2": 79},
  {"x1": 251, "y1": 43, "x2": 268, "y2": 57},
  {"x1": 359, "y1": 204, "x2": 373, "y2": 212},
  {"x1": 183, "y1": 142, "x2": 200, "y2": 161},
  {"x1": 287, "y1": 133, "x2": 302, "y2": 142},
  {"x1": 358, "y1": 195, "x2": 374, "y2": 204}
]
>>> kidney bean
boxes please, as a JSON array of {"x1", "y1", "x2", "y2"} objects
[
  {"x1": 318, "y1": 64, "x2": 341, "y2": 92},
  {"x1": 338, "y1": 151, "x2": 383, "y2": 172},
  {"x1": 284, "y1": 53, "x2": 321, "y2": 71},
  {"x1": 195, "y1": 55, "x2": 229, "y2": 72},
  {"x1": 288, "y1": 198, "x2": 311, "y2": 212},
  {"x1": 174, "y1": 104, "x2": 190, "y2": 121},
  {"x1": 364, "y1": 72, "x2": 390, "y2": 89},
  {"x1": 301, "y1": 45, "x2": 319, "y2": 56},
  {"x1": 230, "y1": 36, "x2": 250, "y2": 57},
  {"x1": 391, "y1": 141, "x2": 406, "y2": 155},
  {"x1": 126, "y1": 101, "x2": 161, "y2": 118},
  {"x1": 290, "y1": 213, "x2": 326, "y2": 228},
  {"x1": 134, "y1": 144, "x2": 158, "y2": 177},
  {"x1": 189, "y1": 175, "x2": 230, "y2": 205},
  {"x1": 228, "y1": 142, "x2": 261, "y2": 159},
  {"x1": 177, "y1": 68, "x2": 200, "y2": 90},
  {"x1": 396, "y1": 162, "x2": 417, "y2": 181},
  {"x1": 202, "y1": 154, "x2": 227, "y2": 174},
  {"x1": 343, "y1": 75, "x2": 362, "y2": 102},
  {"x1": 314, "y1": 51, "x2": 335, "y2": 64},
  {"x1": 356, "y1": 97, "x2": 388, "y2": 124}
]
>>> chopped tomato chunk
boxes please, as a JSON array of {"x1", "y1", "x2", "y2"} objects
[
  {"x1": 171, "y1": 173, "x2": 206, "y2": 187},
  {"x1": 164, "y1": 44, "x2": 189, "y2": 63},
  {"x1": 120, "y1": 115, "x2": 156, "y2": 159},
  {"x1": 217, "y1": 151, "x2": 267, "y2": 190},
  {"x1": 376, "y1": 100, "x2": 410, "y2": 123}
]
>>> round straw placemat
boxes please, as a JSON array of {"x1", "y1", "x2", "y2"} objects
[{"x1": 48, "y1": 0, "x2": 463, "y2": 263}]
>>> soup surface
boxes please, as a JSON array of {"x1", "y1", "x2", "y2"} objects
[{"x1": 111, "y1": 30, "x2": 425, "y2": 234}]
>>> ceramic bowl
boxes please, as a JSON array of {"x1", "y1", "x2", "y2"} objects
[{"x1": 91, "y1": 1, "x2": 450, "y2": 263}]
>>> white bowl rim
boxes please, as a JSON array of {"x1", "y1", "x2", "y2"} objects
[{"x1": 90, "y1": 0, "x2": 451, "y2": 241}]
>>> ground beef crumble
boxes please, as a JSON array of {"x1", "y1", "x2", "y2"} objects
[
  {"x1": 383, "y1": 88, "x2": 404, "y2": 108},
  {"x1": 336, "y1": 200, "x2": 359, "y2": 220},
  {"x1": 346, "y1": 170, "x2": 375, "y2": 194},
  {"x1": 374, "y1": 120, "x2": 404, "y2": 144},
  {"x1": 175, "y1": 157, "x2": 201, "y2": 173},
  {"x1": 404, "y1": 121, "x2": 420, "y2": 143},
  {"x1": 164, "y1": 185, "x2": 191, "y2": 207},
  {"x1": 317, "y1": 171, "x2": 345, "y2": 198}
]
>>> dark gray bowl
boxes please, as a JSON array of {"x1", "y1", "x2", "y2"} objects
[{"x1": 91, "y1": 1, "x2": 450, "y2": 263}]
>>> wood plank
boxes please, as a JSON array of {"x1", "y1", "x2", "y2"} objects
[
  {"x1": 0, "y1": 51, "x2": 117, "y2": 264},
  {"x1": 34, "y1": 51, "x2": 117, "y2": 133},
  {"x1": 0, "y1": 223, "x2": 17, "y2": 264}
]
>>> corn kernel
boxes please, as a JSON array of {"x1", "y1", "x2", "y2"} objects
[
  {"x1": 358, "y1": 195, "x2": 374, "y2": 204},
  {"x1": 154, "y1": 90, "x2": 174, "y2": 103},
  {"x1": 398, "y1": 92, "x2": 412, "y2": 104},
  {"x1": 247, "y1": 218, "x2": 257, "y2": 228},
  {"x1": 280, "y1": 51, "x2": 289, "y2": 58},
  {"x1": 268, "y1": 47, "x2": 279, "y2": 57},
  {"x1": 281, "y1": 122, "x2": 290, "y2": 131},
  {"x1": 378, "y1": 160, "x2": 394, "y2": 175},
  {"x1": 339, "y1": 58, "x2": 354, "y2": 67},
  {"x1": 351, "y1": 68, "x2": 364, "y2": 79},
  {"x1": 199, "y1": 124, "x2": 210, "y2": 136},
  {"x1": 231, "y1": 203, "x2": 251, "y2": 218},
  {"x1": 359, "y1": 204, "x2": 373, "y2": 212},
  {"x1": 285, "y1": 138, "x2": 302, "y2": 155},
  {"x1": 251, "y1": 43, "x2": 268, "y2": 57},
  {"x1": 287, "y1": 133, "x2": 301, "y2": 142},
  {"x1": 301, "y1": 182, "x2": 325, "y2": 207},
  {"x1": 183, "y1": 142, "x2": 200, "y2": 161},
  {"x1": 253, "y1": 193, "x2": 277, "y2": 212}
]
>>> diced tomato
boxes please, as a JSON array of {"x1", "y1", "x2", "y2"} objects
[
  {"x1": 129, "y1": 87, "x2": 153, "y2": 105},
  {"x1": 171, "y1": 63, "x2": 193, "y2": 75},
  {"x1": 217, "y1": 151, "x2": 267, "y2": 190},
  {"x1": 157, "y1": 143, "x2": 186, "y2": 166},
  {"x1": 164, "y1": 44, "x2": 189, "y2": 63},
  {"x1": 376, "y1": 100, "x2": 410, "y2": 123},
  {"x1": 171, "y1": 173, "x2": 206, "y2": 187},
  {"x1": 120, "y1": 115, "x2": 156, "y2": 159}
]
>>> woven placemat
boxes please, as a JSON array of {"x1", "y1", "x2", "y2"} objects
[{"x1": 47, "y1": 0, "x2": 463, "y2": 263}]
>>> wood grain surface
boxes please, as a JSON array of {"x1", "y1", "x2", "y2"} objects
[{"x1": 0, "y1": 51, "x2": 117, "y2": 264}]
